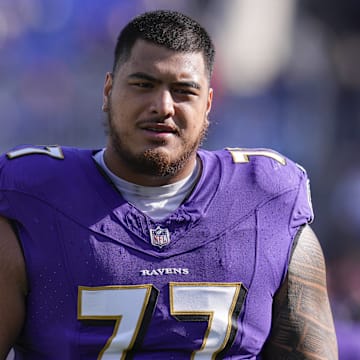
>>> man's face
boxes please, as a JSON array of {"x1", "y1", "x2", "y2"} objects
[{"x1": 103, "y1": 39, "x2": 213, "y2": 184}]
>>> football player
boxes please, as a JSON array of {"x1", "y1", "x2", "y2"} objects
[{"x1": 0, "y1": 10, "x2": 338, "y2": 359}]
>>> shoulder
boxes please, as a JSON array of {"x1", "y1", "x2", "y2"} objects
[
  {"x1": 198, "y1": 147, "x2": 314, "y2": 229},
  {"x1": 200, "y1": 147, "x2": 310, "y2": 195},
  {"x1": 0, "y1": 145, "x2": 95, "y2": 192}
]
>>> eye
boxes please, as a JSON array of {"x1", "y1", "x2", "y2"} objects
[
  {"x1": 130, "y1": 81, "x2": 154, "y2": 89},
  {"x1": 175, "y1": 88, "x2": 192, "y2": 94},
  {"x1": 173, "y1": 87, "x2": 198, "y2": 96}
]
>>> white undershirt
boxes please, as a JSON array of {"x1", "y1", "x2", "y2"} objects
[{"x1": 93, "y1": 149, "x2": 200, "y2": 220}]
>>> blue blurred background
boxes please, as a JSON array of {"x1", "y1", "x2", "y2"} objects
[{"x1": 1, "y1": 0, "x2": 359, "y2": 358}]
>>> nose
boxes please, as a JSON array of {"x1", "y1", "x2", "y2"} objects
[{"x1": 150, "y1": 89, "x2": 175, "y2": 118}]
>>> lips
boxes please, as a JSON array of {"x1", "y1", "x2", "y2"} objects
[{"x1": 140, "y1": 123, "x2": 178, "y2": 134}]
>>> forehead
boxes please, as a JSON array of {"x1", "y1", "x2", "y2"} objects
[{"x1": 117, "y1": 39, "x2": 208, "y2": 82}]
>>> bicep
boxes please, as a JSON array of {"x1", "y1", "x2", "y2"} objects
[
  {"x1": 262, "y1": 225, "x2": 338, "y2": 359},
  {"x1": 0, "y1": 216, "x2": 27, "y2": 358}
]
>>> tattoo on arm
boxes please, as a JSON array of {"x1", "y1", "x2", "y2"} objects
[{"x1": 262, "y1": 225, "x2": 338, "y2": 359}]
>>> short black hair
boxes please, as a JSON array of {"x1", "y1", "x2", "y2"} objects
[{"x1": 112, "y1": 10, "x2": 215, "y2": 81}]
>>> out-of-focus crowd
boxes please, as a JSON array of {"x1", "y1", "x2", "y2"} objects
[{"x1": 1, "y1": 1, "x2": 359, "y2": 358}]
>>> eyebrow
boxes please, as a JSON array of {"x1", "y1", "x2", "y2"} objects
[{"x1": 127, "y1": 72, "x2": 201, "y2": 90}]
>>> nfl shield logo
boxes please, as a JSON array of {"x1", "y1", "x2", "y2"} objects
[{"x1": 150, "y1": 226, "x2": 170, "y2": 248}]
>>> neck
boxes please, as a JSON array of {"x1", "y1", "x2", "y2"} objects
[{"x1": 103, "y1": 146, "x2": 198, "y2": 187}]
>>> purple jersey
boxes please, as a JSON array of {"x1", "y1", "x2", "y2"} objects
[{"x1": 0, "y1": 145, "x2": 313, "y2": 359}]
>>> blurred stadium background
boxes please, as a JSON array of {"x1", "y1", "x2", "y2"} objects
[{"x1": 1, "y1": 0, "x2": 359, "y2": 358}]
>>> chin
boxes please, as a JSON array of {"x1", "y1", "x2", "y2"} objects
[{"x1": 141, "y1": 144, "x2": 177, "y2": 158}]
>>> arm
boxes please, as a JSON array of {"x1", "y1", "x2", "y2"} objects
[
  {"x1": 262, "y1": 225, "x2": 338, "y2": 359},
  {"x1": 0, "y1": 215, "x2": 27, "y2": 359}
]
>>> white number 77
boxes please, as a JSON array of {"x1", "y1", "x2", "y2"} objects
[{"x1": 78, "y1": 283, "x2": 246, "y2": 359}]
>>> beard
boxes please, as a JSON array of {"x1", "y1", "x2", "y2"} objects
[{"x1": 106, "y1": 110, "x2": 208, "y2": 178}]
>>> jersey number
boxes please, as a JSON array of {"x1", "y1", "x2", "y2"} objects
[
  {"x1": 78, "y1": 282, "x2": 246, "y2": 359},
  {"x1": 6, "y1": 145, "x2": 64, "y2": 159},
  {"x1": 226, "y1": 147, "x2": 286, "y2": 165}
]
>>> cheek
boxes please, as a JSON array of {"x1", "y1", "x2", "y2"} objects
[
  {"x1": 110, "y1": 97, "x2": 137, "y2": 125},
  {"x1": 186, "y1": 118, "x2": 208, "y2": 142},
  {"x1": 182, "y1": 102, "x2": 207, "y2": 127},
  {"x1": 191, "y1": 107, "x2": 209, "y2": 131},
  {"x1": 179, "y1": 112, "x2": 207, "y2": 140}
]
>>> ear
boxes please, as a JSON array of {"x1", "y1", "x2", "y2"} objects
[
  {"x1": 206, "y1": 87, "x2": 213, "y2": 117},
  {"x1": 102, "y1": 72, "x2": 113, "y2": 112}
]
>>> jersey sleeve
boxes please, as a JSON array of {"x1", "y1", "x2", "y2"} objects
[
  {"x1": 224, "y1": 147, "x2": 314, "y2": 231},
  {"x1": 289, "y1": 163, "x2": 314, "y2": 232},
  {"x1": 0, "y1": 145, "x2": 65, "y2": 219},
  {"x1": 0, "y1": 152, "x2": 16, "y2": 219},
  {"x1": 220, "y1": 147, "x2": 315, "y2": 288}
]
